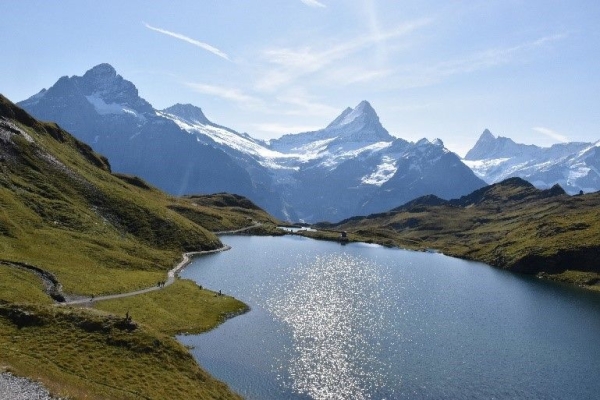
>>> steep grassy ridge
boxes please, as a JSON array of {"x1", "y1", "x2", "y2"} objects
[
  {"x1": 0, "y1": 94, "x2": 221, "y2": 295},
  {"x1": 0, "y1": 95, "x2": 251, "y2": 399},
  {"x1": 0, "y1": 303, "x2": 242, "y2": 400},
  {"x1": 170, "y1": 192, "x2": 281, "y2": 233}
]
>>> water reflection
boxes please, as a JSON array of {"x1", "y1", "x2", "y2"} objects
[
  {"x1": 267, "y1": 254, "x2": 395, "y2": 399},
  {"x1": 180, "y1": 235, "x2": 600, "y2": 400}
]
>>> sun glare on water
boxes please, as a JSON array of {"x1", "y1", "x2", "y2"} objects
[{"x1": 267, "y1": 254, "x2": 397, "y2": 399}]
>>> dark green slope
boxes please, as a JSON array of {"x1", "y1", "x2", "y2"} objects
[
  {"x1": 0, "y1": 94, "x2": 225, "y2": 294},
  {"x1": 0, "y1": 94, "x2": 269, "y2": 399},
  {"x1": 316, "y1": 177, "x2": 600, "y2": 288}
]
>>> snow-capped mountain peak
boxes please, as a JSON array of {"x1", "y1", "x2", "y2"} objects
[
  {"x1": 79, "y1": 64, "x2": 146, "y2": 108},
  {"x1": 463, "y1": 129, "x2": 599, "y2": 194},
  {"x1": 324, "y1": 100, "x2": 392, "y2": 142},
  {"x1": 18, "y1": 63, "x2": 488, "y2": 223},
  {"x1": 327, "y1": 100, "x2": 377, "y2": 128},
  {"x1": 326, "y1": 107, "x2": 353, "y2": 128},
  {"x1": 464, "y1": 129, "x2": 534, "y2": 160},
  {"x1": 271, "y1": 100, "x2": 393, "y2": 154},
  {"x1": 159, "y1": 104, "x2": 294, "y2": 170}
]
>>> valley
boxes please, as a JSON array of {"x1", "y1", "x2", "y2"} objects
[
  {"x1": 2, "y1": 90, "x2": 600, "y2": 399},
  {"x1": 3, "y1": 2, "x2": 600, "y2": 399}
]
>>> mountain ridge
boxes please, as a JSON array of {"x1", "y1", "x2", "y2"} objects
[
  {"x1": 18, "y1": 66, "x2": 258, "y2": 202},
  {"x1": 464, "y1": 129, "x2": 600, "y2": 194},
  {"x1": 19, "y1": 63, "x2": 487, "y2": 222}
]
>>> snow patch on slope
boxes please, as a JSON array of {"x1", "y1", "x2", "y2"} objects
[
  {"x1": 320, "y1": 141, "x2": 392, "y2": 169},
  {"x1": 361, "y1": 156, "x2": 397, "y2": 186},
  {"x1": 86, "y1": 94, "x2": 146, "y2": 121},
  {"x1": 159, "y1": 111, "x2": 297, "y2": 169}
]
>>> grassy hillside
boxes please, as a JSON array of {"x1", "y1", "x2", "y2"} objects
[
  {"x1": 0, "y1": 94, "x2": 223, "y2": 294},
  {"x1": 170, "y1": 192, "x2": 281, "y2": 233},
  {"x1": 314, "y1": 178, "x2": 600, "y2": 289},
  {"x1": 0, "y1": 94, "x2": 259, "y2": 399}
]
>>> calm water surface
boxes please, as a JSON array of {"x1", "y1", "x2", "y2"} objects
[{"x1": 179, "y1": 235, "x2": 600, "y2": 399}]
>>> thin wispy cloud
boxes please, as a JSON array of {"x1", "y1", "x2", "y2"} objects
[
  {"x1": 364, "y1": 0, "x2": 388, "y2": 65},
  {"x1": 185, "y1": 82, "x2": 260, "y2": 105},
  {"x1": 438, "y1": 33, "x2": 567, "y2": 76},
  {"x1": 276, "y1": 90, "x2": 339, "y2": 117},
  {"x1": 144, "y1": 23, "x2": 230, "y2": 61},
  {"x1": 532, "y1": 127, "x2": 569, "y2": 142},
  {"x1": 300, "y1": 0, "x2": 326, "y2": 8},
  {"x1": 323, "y1": 66, "x2": 393, "y2": 85},
  {"x1": 256, "y1": 18, "x2": 432, "y2": 91},
  {"x1": 388, "y1": 32, "x2": 568, "y2": 90}
]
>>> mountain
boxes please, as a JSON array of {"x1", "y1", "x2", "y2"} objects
[
  {"x1": 158, "y1": 103, "x2": 293, "y2": 220},
  {"x1": 464, "y1": 129, "x2": 600, "y2": 194},
  {"x1": 269, "y1": 100, "x2": 394, "y2": 153},
  {"x1": 18, "y1": 64, "x2": 256, "y2": 199},
  {"x1": 317, "y1": 177, "x2": 600, "y2": 289},
  {"x1": 163, "y1": 98, "x2": 486, "y2": 222},
  {"x1": 20, "y1": 64, "x2": 486, "y2": 223}
]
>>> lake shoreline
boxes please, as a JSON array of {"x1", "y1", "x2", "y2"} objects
[
  {"x1": 293, "y1": 229, "x2": 600, "y2": 293},
  {"x1": 179, "y1": 234, "x2": 600, "y2": 400}
]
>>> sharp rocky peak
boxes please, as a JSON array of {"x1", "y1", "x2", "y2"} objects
[
  {"x1": 79, "y1": 64, "x2": 136, "y2": 98},
  {"x1": 83, "y1": 63, "x2": 118, "y2": 79},
  {"x1": 480, "y1": 129, "x2": 495, "y2": 141},
  {"x1": 327, "y1": 100, "x2": 378, "y2": 129},
  {"x1": 70, "y1": 63, "x2": 154, "y2": 114},
  {"x1": 325, "y1": 100, "x2": 392, "y2": 142},
  {"x1": 162, "y1": 103, "x2": 211, "y2": 125},
  {"x1": 465, "y1": 129, "x2": 506, "y2": 160}
]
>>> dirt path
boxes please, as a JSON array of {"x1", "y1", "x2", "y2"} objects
[
  {"x1": 60, "y1": 245, "x2": 231, "y2": 306},
  {"x1": 1, "y1": 223, "x2": 258, "y2": 306},
  {"x1": 214, "y1": 222, "x2": 261, "y2": 235}
]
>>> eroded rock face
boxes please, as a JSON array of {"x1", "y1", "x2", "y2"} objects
[
  {"x1": 0, "y1": 307, "x2": 45, "y2": 328},
  {"x1": 510, "y1": 246, "x2": 600, "y2": 275}
]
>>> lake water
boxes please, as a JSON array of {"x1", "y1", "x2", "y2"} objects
[{"x1": 179, "y1": 235, "x2": 600, "y2": 400}]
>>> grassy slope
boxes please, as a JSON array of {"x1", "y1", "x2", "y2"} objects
[
  {"x1": 0, "y1": 95, "x2": 221, "y2": 294},
  {"x1": 96, "y1": 279, "x2": 248, "y2": 336},
  {"x1": 0, "y1": 303, "x2": 242, "y2": 400},
  {"x1": 0, "y1": 95, "x2": 257, "y2": 399},
  {"x1": 170, "y1": 193, "x2": 281, "y2": 233},
  {"x1": 314, "y1": 178, "x2": 600, "y2": 289}
]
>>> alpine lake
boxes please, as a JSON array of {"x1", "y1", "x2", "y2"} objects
[{"x1": 178, "y1": 235, "x2": 600, "y2": 400}]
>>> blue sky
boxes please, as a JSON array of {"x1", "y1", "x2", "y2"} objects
[{"x1": 3, "y1": 1, "x2": 600, "y2": 155}]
